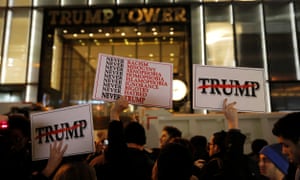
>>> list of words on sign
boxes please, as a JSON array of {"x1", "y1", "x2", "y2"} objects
[
  {"x1": 101, "y1": 57, "x2": 124, "y2": 100},
  {"x1": 125, "y1": 60, "x2": 168, "y2": 104}
]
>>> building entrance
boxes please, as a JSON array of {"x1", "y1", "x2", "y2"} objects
[{"x1": 40, "y1": 7, "x2": 191, "y2": 114}]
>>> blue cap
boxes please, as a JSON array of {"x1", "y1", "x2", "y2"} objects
[{"x1": 260, "y1": 143, "x2": 289, "y2": 175}]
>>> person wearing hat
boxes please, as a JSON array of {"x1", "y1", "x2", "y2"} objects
[{"x1": 259, "y1": 143, "x2": 289, "y2": 180}]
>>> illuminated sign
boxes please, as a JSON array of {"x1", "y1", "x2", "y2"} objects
[{"x1": 47, "y1": 7, "x2": 188, "y2": 26}]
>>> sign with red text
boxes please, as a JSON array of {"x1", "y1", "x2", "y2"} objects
[
  {"x1": 93, "y1": 54, "x2": 173, "y2": 108},
  {"x1": 30, "y1": 104, "x2": 94, "y2": 161},
  {"x1": 193, "y1": 65, "x2": 268, "y2": 112}
]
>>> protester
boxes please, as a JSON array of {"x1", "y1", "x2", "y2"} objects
[
  {"x1": 272, "y1": 112, "x2": 300, "y2": 179},
  {"x1": 159, "y1": 125, "x2": 182, "y2": 147},
  {"x1": 0, "y1": 112, "x2": 68, "y2": 180},
  {"x1": 197, "y1": 98, "x2": 261, "y2": 180},
  {"x1": 154, "y1": 142, "x2": 194, "y2": 180},
  {"x1": 248, "y1": 138, "x2": 269, "y2": 164},
  {"x1": 259, "y1": 143, "x2": 289, "y2": 180},
  {"x1": 92, "y1": 96, "x2": 154, "y2": 180}
]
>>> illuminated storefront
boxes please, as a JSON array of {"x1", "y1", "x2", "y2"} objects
[{"x1": 0, "y1": 0, "x2": 299, "y2": 114}]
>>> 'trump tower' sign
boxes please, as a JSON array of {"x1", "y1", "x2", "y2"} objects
[
  {"x1": 31, "y1": 104, "x2": 94, "y2": 161},
  {"x1": 193, "y1": 65, "x2": 268, "y2": 112}
]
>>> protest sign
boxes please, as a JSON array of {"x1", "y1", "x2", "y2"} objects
[
  {"x1": 93, "y1": 54, "x2": 173, "y2": 108},
  {"x1": 31, "y1": 104, "x2": 94, "y2": 161},
  {"x1": 193, "y1": 65, "x2": 268, "y2": 112}
]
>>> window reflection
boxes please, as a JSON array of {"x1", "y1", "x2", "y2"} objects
[
  {"x1": 0, "y1": 10, "x2": 4, "y2": 62},
  {"x1": 205, "y1": 4, "x2": 235, "y2": 66},
  {"x1": 1, "y1": 9, "x2": 31, "y2": 83},
  {"x1": 264, "y1": 3, "x2": 296, "y2": 81},
  {"x1": 234, "y1": 3, "x2": 264, "y2": 68}
]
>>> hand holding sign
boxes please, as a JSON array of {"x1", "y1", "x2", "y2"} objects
[
  {"x1": 41, "y1": 141, "x2": 68, "y2": 177},
  {"x1": 110, "y1": 96, "x2": 129, "y2": 121}
]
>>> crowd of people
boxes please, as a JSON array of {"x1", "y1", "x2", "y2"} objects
[{"x1": 0, "y1": 97, "x2": 300, "y2": 180}]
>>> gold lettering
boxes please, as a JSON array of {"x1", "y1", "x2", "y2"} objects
[
  {"x1": 72, "y1": 10, "x2": 83, "y2": 25},
  {"x1": 102, "y1": 9, "x2": 114, "y2": 24},
  {"x1": 174, "y1": 8, "x2": 186, "y2": 22},
  {"x1": 142, "y1": 8, "x2": 160, "y2": 23},
  {"x1": 117, "y1": 9, "x2": 128, "y2": 23},
  {"x1": 85, "y1": 10, "x2": 102, "y2": 24},
  {"x1": 128, "y1": 8, "x2": 143, "y2": 23},
  {"x1": 49, "y1": 11, "x2": 60, "y2": 25},
  {"x1": 162, "y1": 8, "x2": 173, "y2": 22},
  {"x1": 60, "y1": 11, "x2": 72, "y2": 25}
]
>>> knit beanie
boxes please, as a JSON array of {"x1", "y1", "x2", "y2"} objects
[{"x1": 260, "y1": 143, "x2": 289, "y2": 175}]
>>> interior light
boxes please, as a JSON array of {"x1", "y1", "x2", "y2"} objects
[
  {"x1": 137, "y1": 32, "x2": 142, "y2": 36},
  {"x1": 153, "y1": 32, "x2": 158, "y2": 36},
  {"x1": 172, "y1": 79, "x2": 187, "y2": 101},
  {"x1": 105, "y1": 33, "x2": 110, "y2": 37},
  {"x1": 121, "y1": 32, "x2": 126, "y2": 36},
  {"x1": 80, "y1": 29, "x2": 85, "y2": 33}
]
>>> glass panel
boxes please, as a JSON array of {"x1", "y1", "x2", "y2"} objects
[
  {"x1": 61, "y1": 0, "x2": 87, "y2": 6},
  {"x1": 0, "y1": 10, "x2": 4, "y2": 62},
  {"x1": 51, "y1": 29, "x2": 63, "y2": 90},
  {"x1": 161, "y1": 43, "x2": 180, "y2": 74},
  {"x1": 8, "y1": 0, "x2": 31, "y2": 6},
  {"x1": 264, "y1": 3, "x2": 296, "y2": 80},
  {"x1": 33, "y1": 0, "x2": 59, "y2": 6},
  {"x1": 137, "y1": 43, "x2": 160, "y2": 61},
  {"x1": 270, "y1": 82, "x2": 300, "y2": 111},
  {"x1": 1, "y1": 9, "x2": 31, "y2": 84},
  {"x1": 0, "y1": 0, "x2": 6, "y2": 7},
  {"x1": 26, "y1": 85, "x2": 38, "y2": 102},
  {"x1": 204, "y1": 4, "x2": 235, "y2": 66},
  {"x1": 234, "y1": 3, "x2": 263, "y2": 68},
  {"x1": 294, "y1": 1, "x2": 300, "y2": 79},
  {"x1": 28, "y1": 10, "x2": 43, "y2": 83},
  {"x1": 114, "y1": 43, "x2": 136, "y2": 58}
]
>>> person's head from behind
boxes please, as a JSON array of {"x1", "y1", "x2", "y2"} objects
[
  {"x1": 159, "y1": 126, "x2": 182, "y2": 148},
  {"x1": 251, "y1": 139, "x2": 268, "y2": 154},
  {"x1": 124, "y1": 121, "x2": 146, "y2": 146},
  {"x1": 208, "y1": 130, "x2": 227, "y2": 157},
  {"x1": 156, "y1": 142, "x2": 193, "y2": 180},
  {"x1": 190, "y1": 135, "x2": 209, "y2": 162},
  {"x1": 259, "y1": 143, "x2": 289, "y2": 179},
  {"x1": 53, "y1": 161, "x2": 97, "y2": 180},
  {"x1": 7, "y1": 114, "x2": 31, "y2": 152},
  {"x1": 272, "y1": 112, "x2": 300, "y2": 164}
]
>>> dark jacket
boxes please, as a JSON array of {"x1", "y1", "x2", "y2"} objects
[
  {"x1": 198, "y1": 129, "x2": 261, "y2": 180},
  {"x1": 95, "y1": 120, "x2": 154, "y2": 180}
]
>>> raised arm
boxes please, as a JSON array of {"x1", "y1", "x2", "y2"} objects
[
  {"x1": 223, "y1": 98, "x2": 238, "y2": 130},
  {"x1": 110, "y1": 96, "x2": 129, "y2": 121},
  {"x1": 41, "y1": 141, "x2": 68, "y2": 177}
]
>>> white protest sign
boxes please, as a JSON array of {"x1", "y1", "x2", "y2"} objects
[
  {"x1": 93, "y1": 53, "x2": 173, "y2": 108},
  {"x1": 193, "y1": 65, "x2": 267, "y2": 112},
  {"x1": 31, "y1": 104, "x2": 94, "y2": 161}
]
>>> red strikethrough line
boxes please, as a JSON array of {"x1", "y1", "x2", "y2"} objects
[
  {"x1": 35, "y1": 123, "x2": 82, "y2": 139},
  {"x1": 197, "y1": 84, "x2": 256, "y2": 89}
]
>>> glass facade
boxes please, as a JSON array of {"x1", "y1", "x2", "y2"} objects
[{"x1": 0, "y1": 1, "x2": 299, "y2": 112}]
